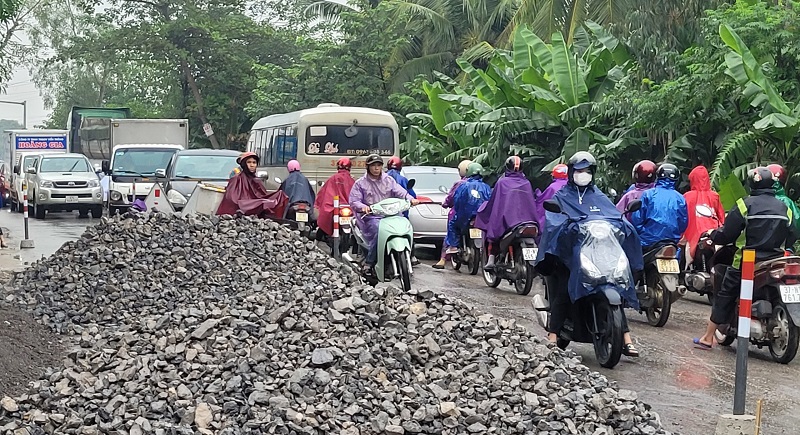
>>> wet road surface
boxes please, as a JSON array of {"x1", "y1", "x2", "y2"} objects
[{"x1": 1, "y1": 212, "x2": 798, "y2": 434}]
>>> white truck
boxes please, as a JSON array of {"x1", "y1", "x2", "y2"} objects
[
  {"x1": 2, "y1": 129, "x2": 69, "y2": 212},
  {"x1": 93, "y1": 119, "x2": 189, "y2": 214}
]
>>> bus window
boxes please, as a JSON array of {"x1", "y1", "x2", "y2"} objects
[
  {"x1": 306, "y1": 125, "x2": 394, "y2": 156},
  {"x1": 272, "y1": 126, "x2": 298, "y2": 165}
]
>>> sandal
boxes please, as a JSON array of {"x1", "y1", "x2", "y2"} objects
[
  {"x1": 622, "y1": 343, "x2": 640, "y2": 357},
  {"x1": 693, "y1": 338, "x2": 712, "y2": 350}
]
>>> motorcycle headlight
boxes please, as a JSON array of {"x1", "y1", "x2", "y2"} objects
[
  {"x1": 580, "y1": 252, "x2": 604, "y2": 280},
  {"x1": 40, "y1": 180, "x2": 53, "y2": 188},
  {"x1": 167, "y1": 189, "x2": 187, "y2": 205},
  {"x1": 110, "y1": 191, "x2": 123, "y2": 201},
  {"x1": 88, "y1": 179, "x2": 100, "y2": 188}
]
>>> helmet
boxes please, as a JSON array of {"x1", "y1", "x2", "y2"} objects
[
  {"x1": 365, "y1": 154, "x2": 383, "y2": 166},
  {"x1": 505, "y1": 156, "x2": 523, "y2": 172},
  {"x1": 552, "y1": 164, "x2": 568, "y2": 179},
  {"x1": 633, "y1": 160, "x2": 657, "y2": 184},
  {"x1": 656, "y1": 163, "x2": 680, "y2": 181},
  {"x1": 767, "y1": 164, "x2": 787, "y2": 186},
  {"x1": 458, "y1": 160, "x2": 473, "y2": 177},
  {"x1": 466, "y1": 162, "x2": 483, "y2": 177},
  {"x1": 387, "y1": 156, "x2": 403, "y2": 170},
  {"x1": 287, "y1": 160, "x2": 301, "y2": 172},
  {"x1": 567, "y1": 151, "x2": 596, "y2": 170},
  {"x1": 237, "y1": 152, "x2": 259, "y2": 165},
  {"x1": 749, "y1": 166, "x2": 775, "y2": 190},
  {"x1": 337, "y1": 157, "x2": 352, "y2": 171}
]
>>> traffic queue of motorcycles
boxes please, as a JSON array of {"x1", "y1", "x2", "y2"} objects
[{"x1": 278, "y1": 154, "x2": 800, "y2": 370}]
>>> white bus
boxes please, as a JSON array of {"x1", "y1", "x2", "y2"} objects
[{"x1": 247, "y1": 103, "x2": 399, "y2": 191}]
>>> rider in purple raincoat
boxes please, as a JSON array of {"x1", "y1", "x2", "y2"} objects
[
  {"x1": 533, "y1": 164, "x2": 569, "y2": 243},
  {"x1": 349, "y1": 154, "x2": 418, "y2": 274},
  {"x1": 475, "y1": 156, "x2": 539, "y2": 270},
  {"x1": 616, "y1": 160, "x2": 656, "y2": 220}
]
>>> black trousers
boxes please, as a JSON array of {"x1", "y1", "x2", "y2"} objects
[
  {"x1": 711, "y1": 267, "x2": 741, "y2": 325},
  {"x1": 545, "y1": 264, "x2": 630, "y2": 334}
]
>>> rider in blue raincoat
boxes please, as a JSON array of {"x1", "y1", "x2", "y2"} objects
[
  {"x1": 535, "y1": 151, "x2": 643, "y2": 357},
  {"x1": 629, "y1": 163, "x2": 688, "y2": 249},
  {"x1": 445, "y1": 163, "x2": 492, "y2": 248}
]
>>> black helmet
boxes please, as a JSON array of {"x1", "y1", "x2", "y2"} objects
[
  {"x1": 365, "y1": 154, "x2": 383, "y2": 166},
  {"x1": 749, "y1": 166, "x2": 775, "y2": 190},
  {"x1": 657, "y1": 163, "x2": 680, "y2": 181},
  {"x1": 505, "y1": 156, "x2": 523, "y2": 172}
]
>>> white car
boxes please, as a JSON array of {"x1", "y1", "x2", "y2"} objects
[{"x1": 401, "y1": 166, "x2": 461, "y2": 248}]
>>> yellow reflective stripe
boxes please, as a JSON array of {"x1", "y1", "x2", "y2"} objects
[{"x1": 736, "y1": 198, "x2": 747, "y2": 217}]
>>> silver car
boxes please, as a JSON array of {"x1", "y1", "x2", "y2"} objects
[{"x1": 401, "y1": 166, "x2": 461, "y2": 247}]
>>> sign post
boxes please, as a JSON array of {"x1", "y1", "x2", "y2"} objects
[
  {"x1": 333, "y1": 195, "x2": 340, "y2": 260},
  {"x1": 20, "y1": 183, "x2": 34, "y2": 249},
  {"x1": 734, "y1": 249, "x2": 756, "y2": 414}
]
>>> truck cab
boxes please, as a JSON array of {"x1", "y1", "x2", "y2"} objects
[{"x1": 102, "y1": 144, "x2": 183, "y2": 215}]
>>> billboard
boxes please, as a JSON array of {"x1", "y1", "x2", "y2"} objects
[{"x1": 14, "y1": 135, "x2": 68, "y2": 151}]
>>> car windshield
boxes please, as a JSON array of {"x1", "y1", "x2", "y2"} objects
[
  {"x1": 112, "y1": 149, "x2": 177, "y2": 176},
  {"x1": 172, "y1": 155, "x2": 239, "y2": 180},
  {"x1": 40, "y1": 157, "x2": 91, "y2": 173},
  {"x1": 404, "y1": 171, "x2": 460, "y2": 192}
]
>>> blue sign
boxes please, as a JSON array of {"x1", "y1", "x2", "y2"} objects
[{"x1": 15, "y1": 135, "x2": 67, "y2": 151}]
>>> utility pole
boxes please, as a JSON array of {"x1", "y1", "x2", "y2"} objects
[{"x1": 0, "y1": 100, "x2": 27, "y2": 128}]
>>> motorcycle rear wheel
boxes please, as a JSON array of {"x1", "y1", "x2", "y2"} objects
[
  {"x1": 645, "y1": 271, "x2": 672, "y2": 327},
  {"x1": 467, "y1": 246, "x2": 480, "y2": 275},
  {"x1": 482, "y1": 247, "x2": 501, "y2": 288},
  {"x1": 715, "y1": 329, "x2": 735, "y2": 347},
  {"x1": 395, "y1": 251, "x2": 412, "y2": 292},
  {"x1": 514, "y1": 254, "x2": 535, "y2": 295},
  {"x1": 593, "y1": 305, "x2": 624, "y2": 369},
  {"x1": 556, "y1": 338, "x2": 570, "y2": 350},
  {"x1": 451, "y1": 256, "x2": 462, "y2": 271},
  {"x1": 769, "y1": 300, "x2": 800, "y2": 364}
]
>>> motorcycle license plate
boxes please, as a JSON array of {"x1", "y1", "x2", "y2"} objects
[
  {"x1": 522, "y1": 248, "x2": 538, "y2": 261},
  {"x1": 469, "y1": 228, "x2": 482, "y2": 239},
  {"x1": 780, "y1": 284, "x2": 800, "y2": 303},
  {"x1": 339, "y1": 216, "x2": 351, "y2": 225},
  {"x1": 656, "y1": 259, "x2": 680, "y2": 274},
  {"x1": 66, "y1": 196, "x2": 79, "y2": 203},
  {"x1": 440, "y1": 208, "x2": 448, "y2": 216},
  {"x1": 296, "y1": 212, "x2": 308, "y2": 223}
]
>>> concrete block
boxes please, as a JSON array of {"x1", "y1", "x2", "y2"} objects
[
  {"x1": 715, "y1": 414, "x2": 756, "y2": 435},
  {"x1": 19, "y1": 239, "x2": 35, "y2": 249}
]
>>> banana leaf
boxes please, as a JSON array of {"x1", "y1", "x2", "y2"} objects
[{"x1": 718, "y1": 173, "x2": 748, "y2": 212}]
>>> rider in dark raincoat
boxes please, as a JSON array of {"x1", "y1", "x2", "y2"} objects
[
  {"x1": 279, "y1": 160, "x2": 316, "y2": 219},
  {"x1": 445, "y1": 163, "x2": 492, "y2": 248},
  {"x1": 535, "y1": 151, "x2": 643, "y2": 357},
  {"x1": 629, "y1": 163, "x2": 688, "y2": 249},
  {"x1": 533, "y1": 164, "x2": 568, "y2": 243}
]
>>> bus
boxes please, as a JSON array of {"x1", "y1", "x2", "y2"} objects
[{"x1": 247, "y1": 103, "x2": 399, "y2": 191}]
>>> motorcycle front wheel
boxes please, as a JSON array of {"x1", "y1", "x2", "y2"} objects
[
  {"x1": 593, "y1": 305, "x2": 624, "y2": 369},
  {"x1": 394, "y1": 250, "x2": 412, "y2": 292},
  {"x1": 645, "y1": 271, "x2": 672, "y2": 327},
  {"x1": 769, "y1": 299, "x2": 800, "y2": 364}
]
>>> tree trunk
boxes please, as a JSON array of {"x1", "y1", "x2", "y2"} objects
[{"x1": 180, "y1": 58, "x2": 221, "y2": 149}]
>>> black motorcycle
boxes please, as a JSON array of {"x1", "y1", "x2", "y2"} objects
[
  {"x1": 482, "y1": 221, "x2": 539, "y2": 295},
  {"x1": 285, "y1": 201, "x2": 315, "y2": 239},
  {"x1": 533, "y1": 199, "x2": 642, "y2": 369},
  {"x1": 636, "y1": 241, "x2": 684, "y2": 327},
  {"x1": 316, "y1": 203, "x2": 356, "y2": 257},
  {"x1": 681, "y1": 204, "x2": 722, "y2": 304},
  {"x1": 451, "y1": 218, "x2": 483, "y2": 275}
]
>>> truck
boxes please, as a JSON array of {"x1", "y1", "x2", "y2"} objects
[
  {"x1": 2, "y1": 129, "x2": 69, "y2": 212},
  {"x1": 67, "y1": 106, "x2": 133, "y2": 165},
  {"x1": 96, "y1": 119, "x2": 190, "y2": 214},
  {"x1": 25, "y1": 153, "x2": 104, "y2": 219}
]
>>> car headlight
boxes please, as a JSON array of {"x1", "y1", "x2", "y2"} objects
[
  {"x1": 88, "y1": 179, "x2": 100, "y2": 187},
  {"x1": 40, "y1": 180, "x2": 53, "y2": 188},
  {"x1": 167, "y1": 189, "x2": 187, "y2": 205},
  {"x1": 110, "y1": 191, "x2": 123, "y2": 201}
]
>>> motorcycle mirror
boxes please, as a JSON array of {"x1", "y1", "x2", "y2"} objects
[
  {"x1": 438, "y1": 185, "x2": 448, "y2": 194},
  {"x1": 256, "y1": 171, "x2": 268, "y2": 179},
  {"x1": 696, "y1": 204, "x2": 714, "y2": 218},
  {"x1": 608, "y1": 188, "x2": 618, "y2": 198},
  {"x1": 274, "y1": 177, "x2": 282, "y2": 184},
  {"x1": 407, "y1": 178, "x2": 416, "y2": 190},
  {"x1": 543, "y1": 200, "x2": 562, "y2": 214},
  {"x1": 626, "y1": 199, "x2": 642, "y2": 213}
]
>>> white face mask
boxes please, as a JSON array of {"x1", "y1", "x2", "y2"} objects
[{"x1": 573, "y1": 172, "x2": 592, "y2": 187}]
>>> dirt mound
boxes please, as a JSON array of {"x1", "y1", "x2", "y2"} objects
[{"x1": 0, "y1": 302, "x2": 64, "y2": 398}]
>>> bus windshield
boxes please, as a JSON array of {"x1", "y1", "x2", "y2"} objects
[
  {"x1": 305, "y1": 125, "x2": 394, "y2": 157},
  {"x1": 113, "y1": 148, "x2": 177, "y2": 176}
]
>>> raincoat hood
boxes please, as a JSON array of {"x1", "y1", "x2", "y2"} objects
[
  {"x1": 688, "y1": 166, "x2": 711, "y2": 191},
  {"x1": 683, "y1": 166, "x2": 725, "y2": 258}
]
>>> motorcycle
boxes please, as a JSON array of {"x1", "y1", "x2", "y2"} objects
[
  {"x1": 533, "y1": 199, "x2": 642, "y2": 369},
  {"x1": 482, "y1": 221, "x2": 539, "y2": 295},
  {"x1": 636, "y1": 240, "x2": 685, "y2": 327},
  {"x1": 450, "y1": 218, "x2": 483, "y2": 275},
  {"x1": 285, "y1": 201, "x2": 315, "y2": 239},
  {"x1": 344, "y1": 197, "x2": 415, "y2": 291},
  {"x1": 712, "y1": 246, "x2": 800, "y2": 364},
  {"x1": 681, "y1": 204, "x2": 721, "y2": 304},
  {"x1": 316, "y1": 203, "x2": 356, "y2": 257}
]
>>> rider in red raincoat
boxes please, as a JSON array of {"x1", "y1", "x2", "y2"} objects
[
  {"x1": 682, "y1": 165, "x2": 725, "y2": 264},
  {"x1": 315, "y1": 158, "x2": 356, "y2": 237}
]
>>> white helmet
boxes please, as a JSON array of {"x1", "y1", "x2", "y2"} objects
[{"x1": 458, "y1": 160, "x2": 473, "y2": 177}]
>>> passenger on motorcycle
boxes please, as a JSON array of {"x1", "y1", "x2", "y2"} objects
[
  {"x1": 475, "y1": 156, "x2": 539, "y2": 270},
  {"x1": 533, "y1": 164, "x2": 569, "y2": 243},
  {"x1": 445, "y1": 163, "x2": 492, "y2": 250},
  {"x1": 767, "y1": 164, "x2": 800, "y2": 232},
  {"x1": 385, "y1": 156, "x2": 421, "y2": 265},
  {"x1": 217, "y1": 152, "x2": 288, "y2": 218},
  {"x1": 315, "y1": 158, "x2": 355, "y2": 238},
  {"x1": 682, "y1": 165, "x2": 726, "y2": 266},
  {"x1": 629, "y1": 163, "x2": 688, "y2": 249},
  {"x1": 279, "y1": 160, "x2": 316, "y2": 219},
  {"x1": 536, "y1": 151, "x2": 642, "y2": 356},
  {"x1": 616, "y1": 160, "x2": 656, "y2": 219},
  {"x1": 433, "y1": 159, "x2": 472, "y2": 269},
  {"x1": 349, "y1": 154, "x2": 419, "y2": 275},
  {"x1": 694, "y1": 167, "x2": 798, "y2": 349}
]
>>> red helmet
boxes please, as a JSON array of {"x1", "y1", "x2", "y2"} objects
[
  {"x1": 767, "y1": 164, "x2": 787, "y2": 186},
  {"x1": 337, "y1": 157, "x2": 352, "y2": 171},
  {"x1": 633, "y1": 160, "x2": 657, "y2": 184},
  {"x1": 387, "y1": 156, "x2": 402, "y2": 170},
  {"x1": 237, "y1": 152, "x2": 259, "y2": 165},
  {"x1": 552, "y1": 164, "x2": 568, "y2": 179}
]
